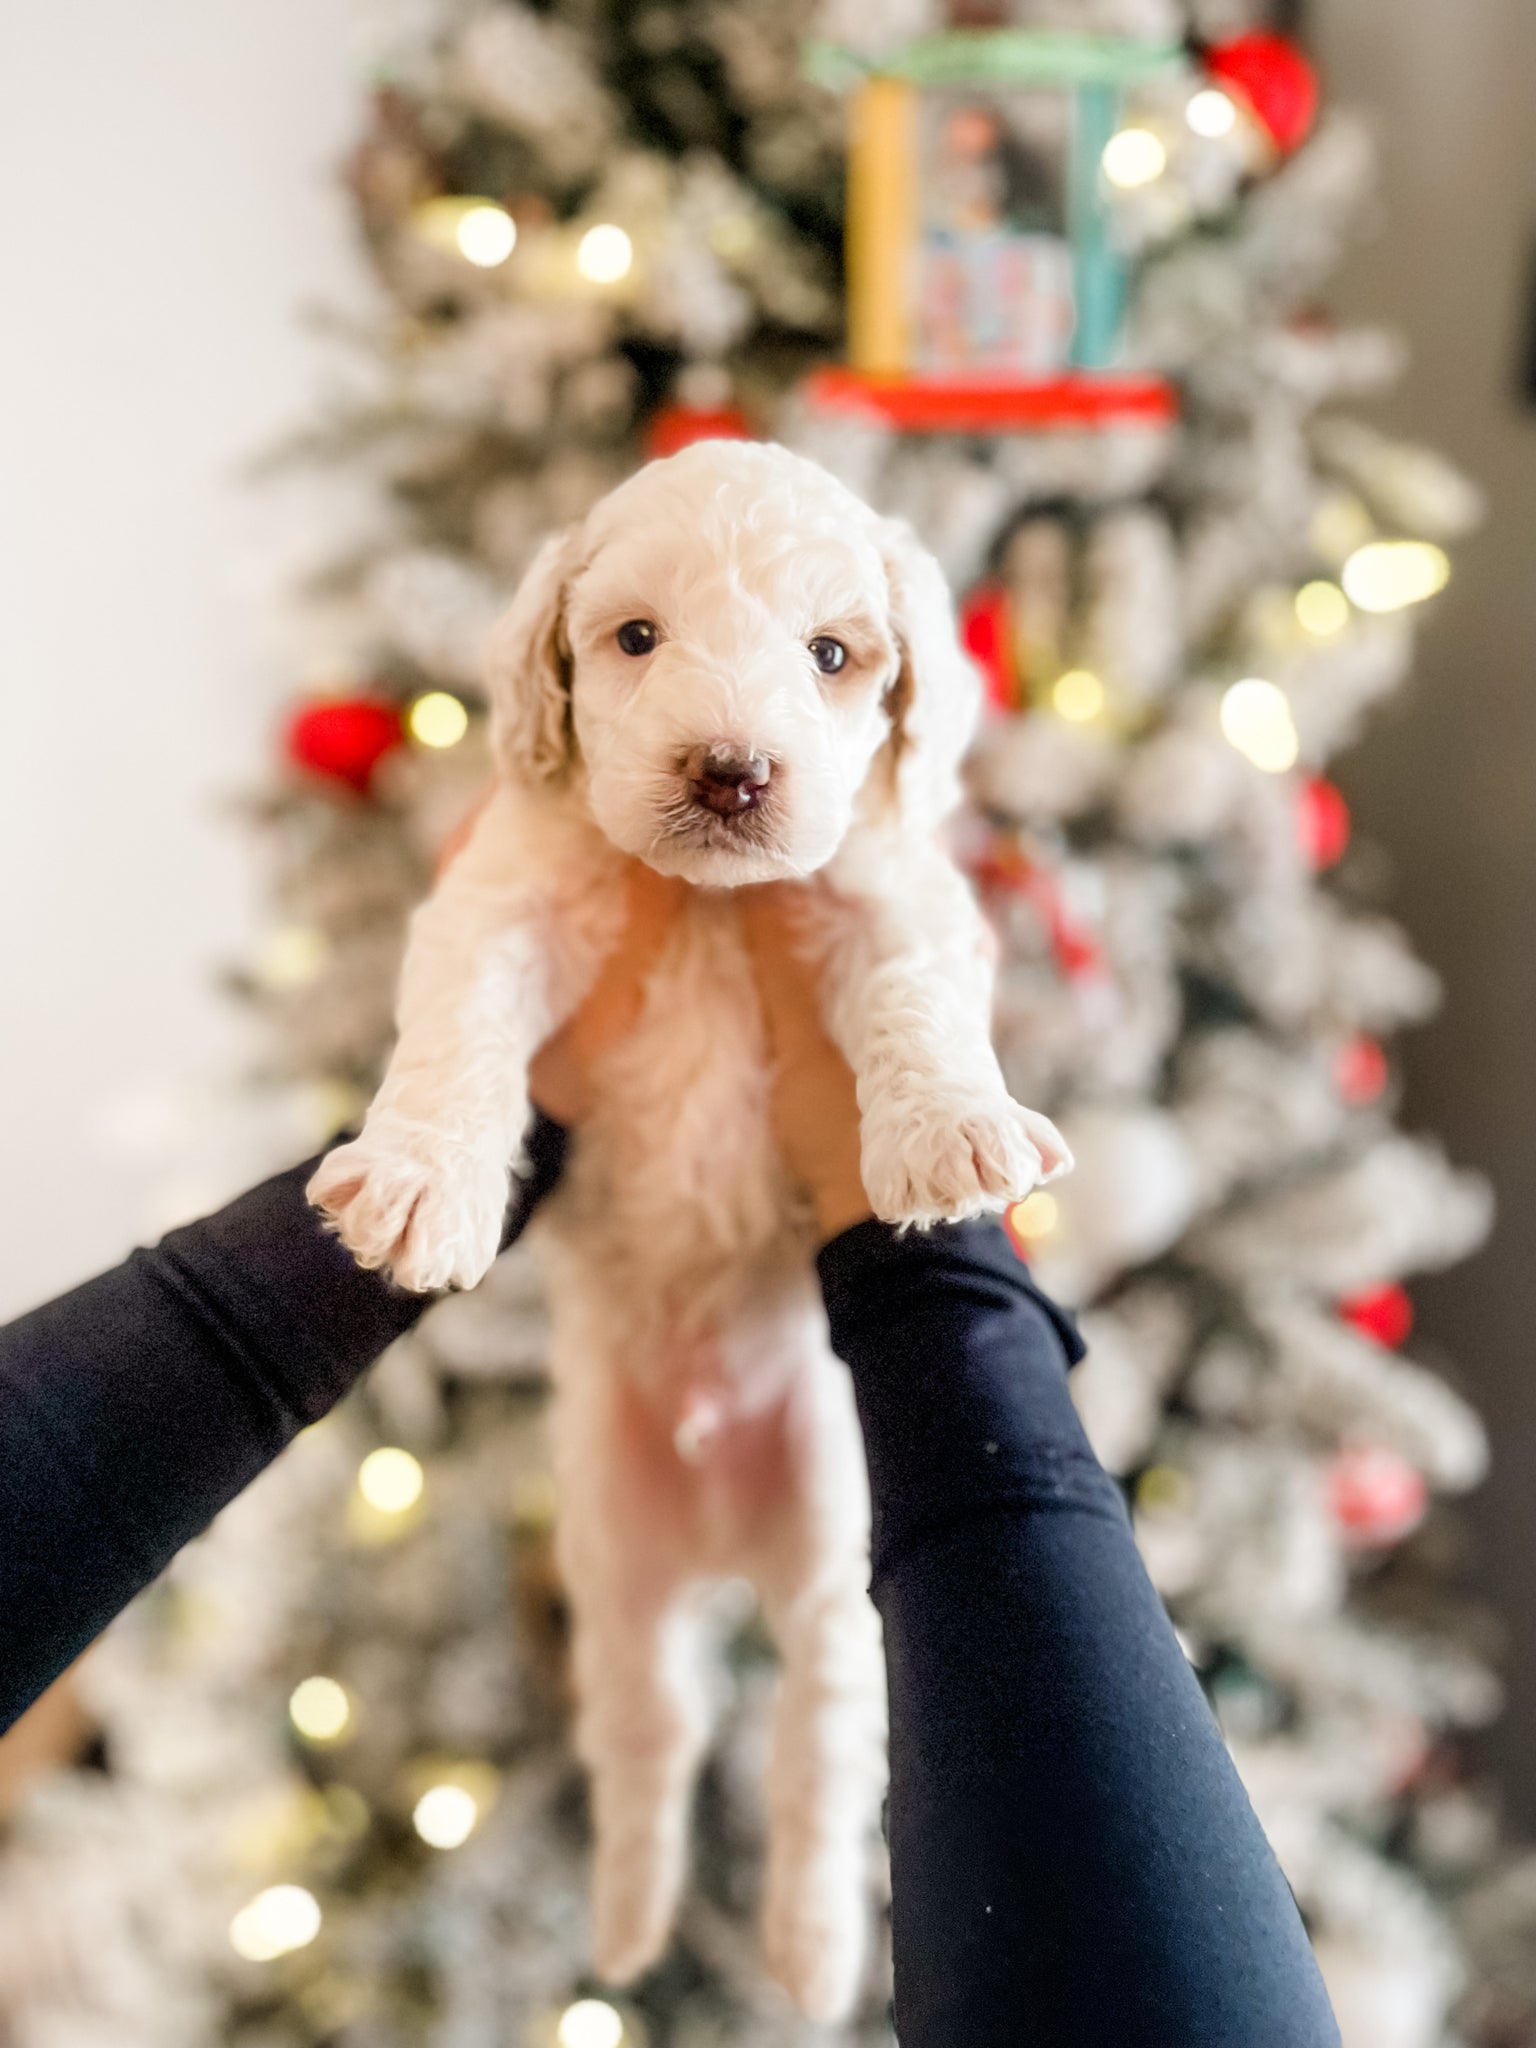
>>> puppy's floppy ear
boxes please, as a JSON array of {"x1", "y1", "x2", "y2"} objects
[
  {"x1": 875, "y1": 515, "x2": 982, "y2": 829},
  {"x1": 485, "y1": 526, "x2": 582, "y2": 785}
]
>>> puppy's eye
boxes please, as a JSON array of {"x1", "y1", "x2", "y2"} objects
[
  {"x1": 616, "y1": 619, "x2": 659, "y2": 657},
  {"x1": 808, "y1": 635, "x2": 847, "y2": 675}
]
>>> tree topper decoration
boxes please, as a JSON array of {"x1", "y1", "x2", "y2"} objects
[{"x1": 803, "y1": 28, "x2": 1180, "y2": 432}]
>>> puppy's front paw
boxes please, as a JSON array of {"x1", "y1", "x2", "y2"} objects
[
  {"x1": 861, "y1": 1090, "x2": 1072, "y2": 1229},
  {"x1": 307, "y1": 1120, "x2": 509, "y2": 1293}
]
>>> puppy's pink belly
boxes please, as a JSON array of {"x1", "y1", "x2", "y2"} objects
[{"x1": 616, "y1": 1337, "x2": 799, "y2": 1567}]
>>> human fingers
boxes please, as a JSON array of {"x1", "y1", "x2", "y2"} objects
[
  {"x1": 529, "y1": 861, "x2": 687, "y2": 1124},
  {"x1": 739, "y1": 886, "x2": 869, "y2": 1242}
]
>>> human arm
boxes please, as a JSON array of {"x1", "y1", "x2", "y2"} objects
[
  {"x1": 741, "y1": 889, "x2": 1341, "y2": 2048},
  {"x1": 0, "y1": 1118, "x2": 565, "y2": 1734}
]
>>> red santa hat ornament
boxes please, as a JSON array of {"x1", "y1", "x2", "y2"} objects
[{"x1": 1205, "y1": 31, "x2": 1320, "y2": 158}]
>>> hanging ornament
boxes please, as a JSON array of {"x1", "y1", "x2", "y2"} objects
[
  {"x1": 1339, "y1": 1282, "x2": 1415, "y2": 1348},
  {"x1": 1204, "y1": 31, "x2": 1319, "y2": 158},
  {"x1": 1329, "y1": 1445, "x2": 1428, "y2": 1548},
  {"x1": 284, "y1": 696, "x2": 405, "y2": 795},
  {"x1": 1297, "y1": 775, "x2": 1352, "y2": 868},
  {"x1": 968, "y1": 830, "x2": 1106, "y2": 985},
  {"x1": 1335, "y1": 1034, "x2": 1389, "y2": 1106},
  {"x1": 959, "y1": 580, "x2": 1022, "y2": 713}
]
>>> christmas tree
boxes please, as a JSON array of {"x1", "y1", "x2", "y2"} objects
[{"x1": 2, "y1": 4, "x2": 1530, "y2": 2046}]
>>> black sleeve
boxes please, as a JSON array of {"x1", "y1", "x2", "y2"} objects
[
  {"x1": 0, "y1": 1116, "x2": 566, "y2": 1732},
  {"x1": 817, "y1": 1217, "x2": 1341, "y2": 2048}
]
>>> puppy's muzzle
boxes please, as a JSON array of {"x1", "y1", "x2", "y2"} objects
[{"x1": 684, "y1": 745, "x2": 772, "y2": 817}]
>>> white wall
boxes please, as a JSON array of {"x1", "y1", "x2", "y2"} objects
[{"x1": 0, "y1": 1, "x2": 366, "y2": 1317}]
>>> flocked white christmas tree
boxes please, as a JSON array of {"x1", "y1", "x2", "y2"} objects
[{"x1": 3, "y1": 3, "x2": 1532, "y2": 2045}]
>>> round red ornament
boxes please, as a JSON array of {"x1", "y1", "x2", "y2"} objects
[
  {"x1": 285, "y1": 696, "x2": 405, "y2": 794},
  {"x1": 1297, "y1": 775, "x2": 1351, "y2": 869},
  {"x1": 1339, "y1": 1282, "x2": 1414, "y2": 1349},
  {"x1": 644, "y1": 402, "x2": 754, "y2": 460},
  {"x1": 1329, "y1": 1445, "x2": 1427, "y2": 1548},
  {"x1": 959, "y1": 581, "x2": 1021, "y2": 713},
  {"x1": 1335, "y1": 1034, "x2": 1389, "y2": 1106},
  {"x1": 1206, "y1": 31, "x2": 1320, "y2": 157}
]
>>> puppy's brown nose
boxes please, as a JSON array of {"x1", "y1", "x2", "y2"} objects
[{"x1": 685, "y1": 745, "x2": 771, "y2": 816}]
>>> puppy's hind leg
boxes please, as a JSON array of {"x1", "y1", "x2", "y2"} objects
[
  {"x1": 573, "y1": 1584, "x2": 713, "y2": 1987},
  {"x1": 555, "y1": 1370, "x2": 712, "y2": 1988},
  {"x1": 755, "y1": 1366, "x2": 887, "y2": 2024}
]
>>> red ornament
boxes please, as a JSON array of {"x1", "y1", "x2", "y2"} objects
[
  {"x1": 968, "y1": 830, "x2": 1107, "y2": 985},
  {"x1": 284, "y1": 696, "x2": 405, "y2": 794},
  {"x1": 959, "y1": 581, "x2": 1021, "y2": 712},
  {"x1": 1297, "y1": 775, "x2": 1351, "y2": 869},
  {"x1": 644, "y1": 402, "x2": 754, "y2": 460},
  {"x1": 1206, "y1": 31, "x2": 1320, "y2": 157},
  {"x1": 1335, "y1": 1034, "x2": 1389, "y2": 1106},
  {"x1": 1340, "y1": 1283, "x2": 1415, "y2": 1349},
  {"x1": 1329, "y1": 1445, "x2": 1428, "y2": 1548}
]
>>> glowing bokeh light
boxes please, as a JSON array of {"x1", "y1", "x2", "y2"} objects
[
  {"x1": 407, "y1": 691, "x2": 470, "y2": 749},
  {"x1": 1220, "y1": 678, "x2": 1299, "y2": 774},
  {"x1": 1186, "y1": 88, "x2": 1238, "y2": 138},
  {"x1": 357, "y1": 1447, "x2": 424, "y2": 1515},
  {"x1": 577, "y1": 224, "x2": 633, "y2": 283},
  {"x1": 557, "y1": 2000, "x2": 626, "y2": 2048},
  {"x1": 455, "y1": 202, "x2": 516, "y2": 267},
  {"x1": 1294, "y1": 580, "x2": 1350, "y2": 637},
  {"x1": 229, "y1": 1885, "x2": 322, "y2": 1961},
  {"x1": 1341, "y1": 540, "x2": 1450, "y2": 613},
  {"x1": 1101, "y1": 128, "x2": 1167, "y2": 189},
  {"x1": 289, "y1": 1676, "x2": 352, "y2": 1744},
  {"x1": 257, "y1": 925, "x2": 329, "y2": 990},
  {"x1": 1051, "y1": 669, "x2": 1106, "y2": 723},
  {"x1": 1009, "y1": 1190, "x2": 1059, "y2": 1241},
  {"x1": 413, "y1": 1784, "x2": 479, "y2": 1849}
]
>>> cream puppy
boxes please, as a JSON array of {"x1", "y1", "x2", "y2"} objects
[{"x1": 309, "y1": 441, "x2": 1069, "y2": 2020}]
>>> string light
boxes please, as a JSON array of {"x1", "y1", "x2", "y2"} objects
[
  {"x1": 1341, "y1": 540, "x2": 1450, "y2": 613},
  {"x1": 410, "y1": 196, "x2": 516, "y2": 268},
  {"x1": 1051, "y1": 668, "x2": 1105, "y2": 722},
  {"x1": 407, "y1": 691, "x2": 469, "y2": 749},
  {"x1": 229, "y1": 1885, "x2": 322, "y2": 1961},
  {"x1": 455, "y1": 202, "x2": 516, "y2": 267},
  {"x1": 357, "y1": 1447, "x2": 424, "y2": 1514},
  {"x1": 1220, "y1": 677, "x2": 1299, "y2": 773},
  {"x1": 1008, "y1": 1191, "x2": 1059, "y2": 1241},
  {"x1": 1101, "y1": 128, "x2": 1167, "y2": 189},
  {"x1": 256, "y1": 925, "x2": 329, "y2": 991},
  {"x1": 576, "y1": 224, "x2": 633, "y2": 283},
  {"x1": 289, "y1": 1676, "x2": 352, "y2": 1744},
  {"x1": 413, "y1": 1784, "x2": 479, "y2": 1849},
  {"x1": 557, "y1": 2000, "x2": 626, "y2": 2048},
  {"x1": 1186, "y1": 88, "x2": 1237, "y2": 137},
  {"x1": 1294, "y1": 580, "x2": 1350, "y2": 637}
]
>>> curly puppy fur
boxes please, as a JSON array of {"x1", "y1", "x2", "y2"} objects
[{"x1": 310, "y1": 442, "x2": 1070, "y2": 2020}]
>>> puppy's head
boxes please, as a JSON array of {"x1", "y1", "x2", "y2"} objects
[{"x1": 485, "y1": 440, "x2": 978, "y2": 883}]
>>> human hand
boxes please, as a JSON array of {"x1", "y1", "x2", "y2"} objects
[
  {"x1": 739, "y1": 886, "x2": 871, "y2": 1245},
  {"x1": 527, "y1": 861, "x2": 688, "y2": 1125}
]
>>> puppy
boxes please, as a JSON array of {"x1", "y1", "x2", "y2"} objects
[{"x1": 309, "y1": 441, "x2": 1070, "y2": 2021}]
